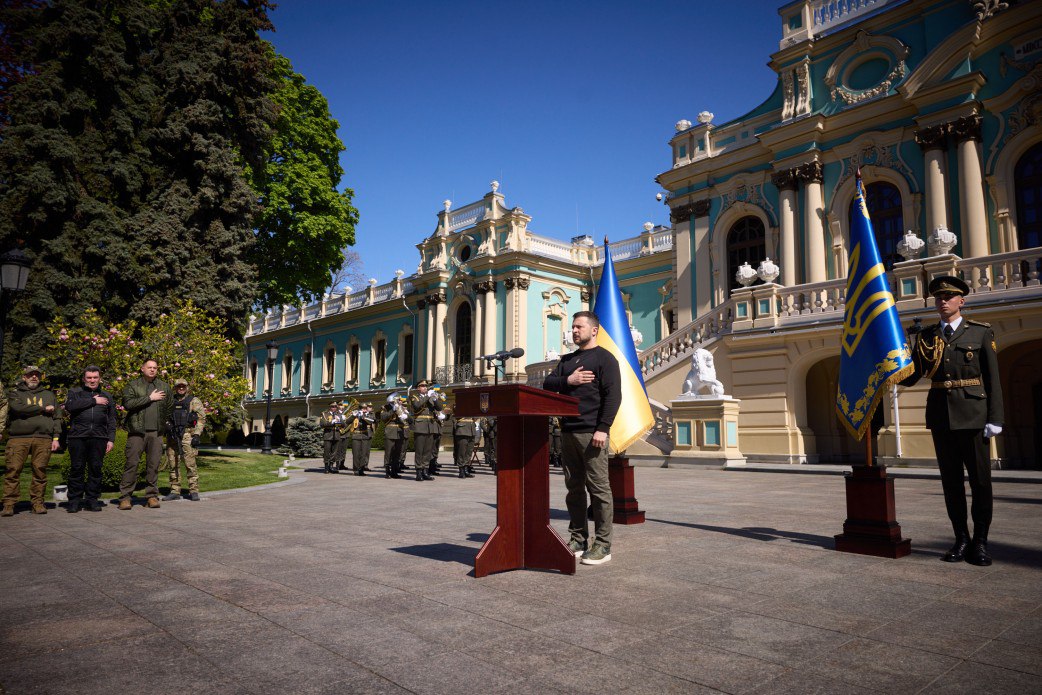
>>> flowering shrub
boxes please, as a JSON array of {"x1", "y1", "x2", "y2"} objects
[{"x1": 43, "y1": 301, "x2": 249, "y2": 432}]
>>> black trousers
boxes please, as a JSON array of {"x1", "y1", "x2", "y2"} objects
[
  {"x1": 932, "y1": 429, "x2": 992, "y2": 540},
  {"x1": 68, "y1": 437, "x2": 107, "y2": 502}
]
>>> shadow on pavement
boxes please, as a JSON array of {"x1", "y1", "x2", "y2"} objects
[
  {"x1": 647, "y1": 518, "x2": 833, "y2": 549},
  {"x1": 391, "y1": 542, "x2": 477, "y2": 566}
]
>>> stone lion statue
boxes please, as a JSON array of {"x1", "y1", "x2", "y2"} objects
[{"x1": 682, "y1": 347, "x2": 724, "y2": 398}]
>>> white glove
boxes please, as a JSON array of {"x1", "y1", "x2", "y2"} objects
[
  {"x1": 984, "y1": 423, "x2": 1002, "y2": 438},
  {"x1": 428, "y1": 392, "x2": 438, "y2": 404},
  {"x1": 437, "y1": 413, "x2": 446, "y2": 421},
  {"x1": 398, "y1": 413, "x2": 408, "y2": 422}
]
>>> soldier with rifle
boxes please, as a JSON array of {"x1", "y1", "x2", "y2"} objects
[{"x1": 162, "y1": 378, "x2": 206, "y2": 501}]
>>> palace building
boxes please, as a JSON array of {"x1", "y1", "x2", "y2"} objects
[{"x1": 245, "y1": 0, "x2": 1042, "y2": 469}]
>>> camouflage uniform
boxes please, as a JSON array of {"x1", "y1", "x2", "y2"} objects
[{"x1": 165, "y1": 383, "x2": 206, "y2": 496}]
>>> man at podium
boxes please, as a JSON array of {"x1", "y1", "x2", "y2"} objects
[{"x1": 542, "y1": 311, "x2": 621, "y2": 565}]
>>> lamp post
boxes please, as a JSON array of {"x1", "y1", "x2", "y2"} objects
[
  {"x1": 261, "y1": 339, "x2": 278, "y2": 455},
  {"x1": 0, "y1": 247, "x2": 31, "y2": 373}
]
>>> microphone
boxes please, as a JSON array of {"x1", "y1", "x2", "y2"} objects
[{"x1": 476, "y1": 348, "x2": 525, "y2": 361}]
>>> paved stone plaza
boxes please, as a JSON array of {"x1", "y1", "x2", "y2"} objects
[{"x1": 1, "y1": 464, "x2": 1040, "y2": 694}]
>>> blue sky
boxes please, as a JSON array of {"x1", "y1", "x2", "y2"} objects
[{"x1": 264, "y1": 1, "x2": 784, "y2": 287}]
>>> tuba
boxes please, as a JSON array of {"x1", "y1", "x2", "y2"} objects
[{"x1": 339, "y1": 398, "x2": 360, "y2": 436}]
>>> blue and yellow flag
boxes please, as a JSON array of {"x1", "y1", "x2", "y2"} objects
[
  {"x1": 594, "y1": 239, "x2": 656, "y2": 452},
  {"x1": 836, "y1": 174, "x2": 913, "y2": 440}
]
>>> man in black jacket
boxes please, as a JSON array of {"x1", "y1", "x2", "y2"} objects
[
  {"x1": 542, "y1": 311, "x2": 621, "y2": 566},
  {"x1": 63, "y1": 365, "x2": 117, "y2": 512}
]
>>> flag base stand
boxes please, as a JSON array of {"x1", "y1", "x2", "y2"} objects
[
  {"x1": 609, "y1": 456, "x2": 645, "y2": 524},
  {"x1": 834, "y1": 464, "x2": 911, "y2": 558}
]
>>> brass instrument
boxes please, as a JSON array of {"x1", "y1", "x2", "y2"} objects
[{"x1": 338, "y1": 398, "x2": 360, "y2": 436}]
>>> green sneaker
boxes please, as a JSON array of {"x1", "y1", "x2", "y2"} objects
[
  {"x1": 567, "y1": 539, "x2": 587, "y2": 558},
  {"x1": 580, "y1": 543, "x2": 612, "y2": 566}
]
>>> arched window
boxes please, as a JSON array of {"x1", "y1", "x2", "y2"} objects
[
  {"x1": 1015, "y1": 141, "x2": 1042, "y2": 250},
  {"x1": 851, "y1": 181, "x2": 903, "y2": 270},
  {"x1": 727, "y1": 216, "x2": 766, "y2": 291},
  {"x1": 455, "y1": 302, "x2": 472, "y2": 369}
]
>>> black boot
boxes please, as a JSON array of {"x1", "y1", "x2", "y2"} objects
[
  {"x1": 415, "y1": 468, "x2": 424, "y2": 481},
  {"x1": 465, "y1": 466, "x2": 475, "y2": 478},
  {"x1": 458, "y1": 465, "x2": 467, "y2": 479},
  {"x1": 966, "y1": 535, "x2": 992, "y2": 566},
  {"x1": 422, "y1": 470, "x2": 434, "y2": 481},
  {"x1": 941, "y1": 534, "x2": 970, "y2": 563}
]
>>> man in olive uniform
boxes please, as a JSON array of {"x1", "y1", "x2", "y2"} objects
[
  {"x1": 549, "y1": 416, "x2": 563, "y2": 468},
  {"x1": 2, "y1": 366, "x2": 61, "y2": 516},
  {"x1": 408, "y1": 381, "x2": 442, "y2": 481},
  {"x1": 451, "y1": 407, "x2": 479, "y2": 478},
  {"x1": 902, "y1": 275, "x2": 1003, "y2": 566},
  {"x1": 162, "y1": 378, "x2": 206, "y2": 501},
  {"x1": 380, "y1": 394, "x2": 409, "y2": 478},
  {"x1": 429, "y1": 391, "x2": 447, "y2": 476},
  {"x1": 121, "y1": 359, "x2": 173, "y2": 509},
  {"x1": 319, "y1": 402, "x2": 344, "y2": 474},
  {"x1": 348, "y1": 403, "x2": 375, "y2": 476},
  {"x1": 335, "y1": 401, "x2": 351, "y2": 471},
  {"x1": 481, "y1": 416, "x2": 497, "y2": 472}
]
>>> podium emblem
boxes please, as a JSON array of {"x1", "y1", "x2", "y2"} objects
[{"x1": 479, "y1": 392, "x2": 490, "y2": 413}]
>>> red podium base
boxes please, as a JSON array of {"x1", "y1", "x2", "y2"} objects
[
  {"x1": 834, "y1": 465, "x2": 911, "y2": 558},
  {"x1": 609, "y1": 456, "x2": 645, "y2": 525}
]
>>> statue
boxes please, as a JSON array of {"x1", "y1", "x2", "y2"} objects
[{"x1": 681, "y1": 347, "x2": 725, "y2": 398}]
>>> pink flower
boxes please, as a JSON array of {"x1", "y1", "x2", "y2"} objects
[
  {"x1": 161, "y1": 369, "x2": 168, "y2": 375},
  {"x1": 187, "y1": 349, "x2": 194, "y2": 354},
  {"x1": 207, "y1": 373, "x2": 215, "y2": 379}
]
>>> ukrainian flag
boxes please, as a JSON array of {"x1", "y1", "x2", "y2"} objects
[
  {"x1": 836, "y1": 174, "x2": 913, "y2": 440},
  {"x1": 594, "y1": 239, "x2": 656, "y2": 452}
]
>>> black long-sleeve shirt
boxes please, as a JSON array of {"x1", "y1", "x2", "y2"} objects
[
  {"x1": 542, "y1": 346, "x2": 621, "y2": 434},
  {"x1": 64, "y1": 386, "x2": 117, "y2": 441}
]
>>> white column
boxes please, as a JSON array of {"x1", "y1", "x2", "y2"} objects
[
  {"x1": 915, "y1": 124, "x2": 950, "y2": 236},
  {"x1": 423, "y1": 300, "x2": 434, "y2": 382},
  {"x1": 433, "y1": 296, "x2": 447, "y2": 379},
  {"x1": 953, "y1": 116, "x2": 989, "y2": 260},
  {"x1": 692, "y1": 202, "x2": 712, "y2": 317},
  {"x1": 772, "y1": 169, "x2": 798, "y2": 286},
  {"x1": 799, "y1": 162, "x2": 826, "y2": 284},
  {"x1": 672, "y1": 207, "x2": 694, "y2": 326},
  {"x1": 481, "y1": 283, "x2": 497, "y2": 378}
]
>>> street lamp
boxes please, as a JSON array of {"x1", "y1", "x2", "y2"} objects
[
  {"x1": 261, "y1": 339, "x2": 278, "y2": 455},
  {"x1": 0, "y1": 247, "x2": 31, "y2": 373}
]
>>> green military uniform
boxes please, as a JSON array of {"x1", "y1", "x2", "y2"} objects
[
  {"x1": 319, "y1": 406, "x2": 344, "y2": 474},
  {"x1": 121, "y1": 373, "x2": 172, "y2": 505},
  {"x1": 481, "y1": 416, "x2": 497, "y2": 472},
  {"x1": 164, "y1": 381, "x2": 206, "y2": 498},
  {"x1": 380, "y1": 398, "x2": 410, "y2": 478},
  {"x1": 3, "y1": 368, "x2": 61, "y2": 515},
  {"x1": 349, "y1": 406, "x2": 375, "y2": 475},
  {"x1": 409, "y1": 383, "x2": 442, "y2": 481},
  {"x1": 549, "y1": 416, "x2": 563, "y2": 468},
  {"x1": 902, "y1": 275, "x2": 1004, "y2": 566},
  {"x1": 452, "y1": 411, "x2": 479, "y2": 478}
]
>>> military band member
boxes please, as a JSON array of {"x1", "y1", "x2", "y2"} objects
[
  {"x1": 429, "y1": 392, "x2": 447, "y2": 476},
  {"x1": 451, "y1": 408, "x2": 479, "y2": 478},
  {"x1": 901, "y1": 275, "x2": 1004, "y2": 566},
  {"x1": 320, "y1": 402, "x2": 344, "y2": 474},
  {"x1": 408, "y1": 381, "x2": 441, "y2": 481},
  {"x1": 334, "y1": 402, "x2": 350, "y2": 471},
  {"x1": 549, "y1": 416, "x2": 563, "y2": 468},
  {"x1": 481, "y1": 416, "x2": 497, "y2": 472},
  {"x1": 348, "y1": 403, "x2": 375, "y2": 476},
  {"x1": 381, "y1": 394, "x2": 410, "y2": 478}
]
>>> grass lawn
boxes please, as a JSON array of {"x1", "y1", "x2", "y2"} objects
[{"x1": 1, "y1": 448, "x2": 295, "y2": 502}]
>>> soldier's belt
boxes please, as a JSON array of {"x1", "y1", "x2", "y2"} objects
[
  {"x1": 415, "y1": 414, "x2": 433, "y2": 419},
  {"x1": 931, "y1": 378, "x2": 982, "y2": 390}
]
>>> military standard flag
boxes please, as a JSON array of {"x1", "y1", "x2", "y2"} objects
[
  {"x1": 836, "y1": 174, "x2": 914, "y2": 440},
  {"x1": 594, "y1": 239, "x2": 656, "y2": 452}
]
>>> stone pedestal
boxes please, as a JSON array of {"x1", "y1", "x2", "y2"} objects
[
  {"x1": 669, "y1": 397, "x2": 745, "y2": 467},
  {"x1": 834, "y1": 465, "x2": 911, "y2": 559},
  {"x1": 609, "y1": 456, "x2": 645, "y2": 524}
]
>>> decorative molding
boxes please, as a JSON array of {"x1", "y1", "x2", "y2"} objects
[
  {"x1": 693, "y1": 199, "x2": 712, "y2": 218},
  {"x1": 670, "y1": 204, "x2": 695, "y2": 224},
  {"x1": 771, "y1": 168, "x2": 798, "y2": 191},
  {"x1": 973, "y1": 0, "x2": 1008, "y2": 21},
  {"x1": 516, "y1": 277, "x2": 531, "y2": 291},
  {"x1": 795, "y1": 161, "x2": 824, "y2": 184},
  {"x1": 425, "y1": 291, "x2": 446, "y2": 305},
  {"x1": 580, "y1": 288, "x2": 592, "y2": 302},
  {"x1": 950, "y1": 115, "x2": 983, "y2": 143},
  {"x1": 825, "y1": 31, "x2": 909, "y2": 105},
  {"x1": 504, "y1": 278, "x2": 515, "y2": 290},
  {"x1": 914, "y1": 124, "x2": 948, "y2": 151},
  {"x1": 833, "y1": 144, "x2": 916, "y2": 195},
  {"x1": 475, "y1": 279, "x2": 497, "y2": 294}
]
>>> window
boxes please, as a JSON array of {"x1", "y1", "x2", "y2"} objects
[
  {"x1": 726, "y1": 216, "x2": 767, "y2": 291},
  {"x1": 850, "y1": 181, "x2": 903, "y2": 270},
  {"x1": 399, "y1": 330, "x2": 414, "y2": 382},
  {"x1": 265, "y1": 358, "x2": 274, "y2": 396},
  {"x1": 1015, "y1": 141, "x2": 1042, "y2": 251},
  {"x1": 348, "y1": 342, "x2": 360, "y2": 386},
  {"x1": 249, "y1": 360, "x2": 258, "y2": 393},
  {"x1": 323, "y1": 343, "x2": 336, "y2": 387},
  {"x1": 300, "y1": 349, "x2": 311, "y2": 393},
  {"x1": 459, "y1": 245, "x2": 472, "y2": 262},
  {"x1": 455, "y1": 302, "x2": 472, "y2": 368},
  {"x1": 281, "y1": 353, "x2": 293, "y2": 394},
  {"x1": 372, "y1": 333, "x2": 386, "y2": 385}
]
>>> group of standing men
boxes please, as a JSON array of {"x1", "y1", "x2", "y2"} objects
[
  {"x1": 1, "y1": 359, "x2": 206, "y2": 515},
  {"x1": 320, "y1": 379, "x2": 498, "y2": 482}
]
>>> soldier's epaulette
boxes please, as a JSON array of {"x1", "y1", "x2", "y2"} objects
[{"x1": 966, "y1": 319, "x2": 991, "y2": 328}]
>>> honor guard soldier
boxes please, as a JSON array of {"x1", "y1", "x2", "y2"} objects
[
  {"x1": 348, "y1": 403, "x2": 375, "y2": 476},
  {"x1": 480, "y1": 416, "x2": 497, "y2": 472},
  {"x1": 449, "y1": 407, "x2": 479, "y2": 478},
  {"x1": 380, "y1": 394, "x2": 410, "y2": 478},
  {"x1": 902, "y1": 275, "x2": 1004, "y2": 566},
  {"x1": 408, "y1": 381, "x2": 442, "y2": 481},
  {"x1": 549, "y1": 416, "x2": 563, "y2": 468},
  {"x1": 320, "y1": 402, "x2": 344, "y2": 474},
  {"x1": 162, "y1": 378, "x2": 206, "y2": 501}
]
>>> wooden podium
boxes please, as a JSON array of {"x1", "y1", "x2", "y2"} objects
[{"x1": 454, "y1": 384, "x2": 579, "y2": 578}]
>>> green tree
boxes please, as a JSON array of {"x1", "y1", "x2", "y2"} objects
[
  {"x1": 42, "y1": 301, "x2": 249, "y2": 432},
  {"x1": 251, "y1": 48, "x2": 359, "y2": 309}
]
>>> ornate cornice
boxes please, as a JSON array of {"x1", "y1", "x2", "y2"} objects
[
  {"x1": 770, "y1": 168, "x2": 798, "y2": 191},
  {"x1": 795, "y1": 161, "x2": 823, "y2": 184},
  {"x1": 669, "y1": 204, "x2": 695, "y2": 224},
  {"x1": 425, "y1": 291, "x2": 446, "y2": 305},
  {"x1": 693, "y1": 199, "x2": 711, "y2": 218},
  {"x1": 516, "y1": 277, "x2": 530, "y2": 290},
  {"x1": 950, "y1": 115, "x2": 982, "y2": 143},
  {"x1": 475, "y1": 279, "x2": 497, "y2": 294},
  {"x1": 914, "y1": 124, "x2": 949, "y2": 151}
]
